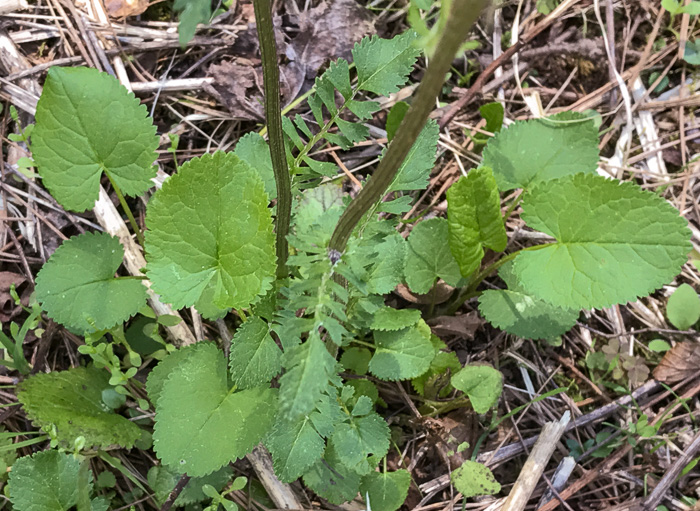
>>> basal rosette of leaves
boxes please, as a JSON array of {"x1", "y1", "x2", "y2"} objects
[{"x1": 16, "y1": 22, "x2": 694, "y2": 511}]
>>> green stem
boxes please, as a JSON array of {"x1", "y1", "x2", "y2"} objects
[
  {"x1": 106, "y1": 173, "x2": 144, "y2": 246},
  {"x1": 328, "y1": 0, "x2": 490, "y2": 256},
  {"x1": 253, "y1": 0, "x2": 292, "y2": 281}
]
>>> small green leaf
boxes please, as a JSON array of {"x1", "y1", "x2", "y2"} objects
[
  {"x1": 31, "y1": 67, "x2": 158, "y2": 211},
  {"x1": 412, "y1": 351, "x2": 461, "y2": 397},
  {"x1": 387, "y1": 120, "x2": 439, "y2": 193},
  {"x1": 153, "y1": 343, "x2": 277, "y2": 477},
  {"x1": 479, "y1": 102, "x2": 504, "y2": 136},
  {"x1": 360, "y1": 470, "x2": 411, "y2": 511},
  {"x1": 174, "y1": 0, "x2": 211, "y2": 46},
  {"x1": 147, "y1": 465, "x2": 233, "y2": 507},
  {"x1": 302, "y1": 445, "x2": 362, "y2": 505},
  {"x1": 386, "y1": 101, "x2": 410, "y2": 142},
  {"x1": 514, "y1": 174, "x2": 691, "y2": 310},
  {"x1": 18, "y1": 366, "x2": 141, "y2": 449},
  {"x1": 667, "y1": 284, "x2": 700, "y2": 330},
  {"x1": 451, "y1": 365, "x2": 503, "y2": 414},
  {"x1": 330, "y1": 412, "x2": 390, "y2": 475},
  {"x1": 234, "y1": 132, "x2": 276, "y2": 199},
  {"x1": 9, "y1": 450, "x2": 89, "y2": 511},
  {"x1": 370, "y1": 323, "x2": 434, "y2": 380},
  {"x1": 35, "y1": 232, "x2": 147, "y2": 333},
  {"x1": 146, "y1": 152, "x2": 276, "y2": 316},
  {"x1": 447, "y1": 167, "x2": 507, "y2": 277},
  {"x1": 483, "y1": 115, "x2": 599, "y2": 191},
  {"x1": 265, "y1": 415, "x2": 324, "y2": 483},
  {"x1": 684, "y1": 40, "x2": 700, "y2": 66},
  {"x1": 353, "y1": 31, "x2": 421, "y2": 96},
  {"x1": 371, "y1": 307, "x2": 422, "y2": 331},
  {"x1": 278, "y1": 334, "x2": 337, "y2": 420},
  {"x1": 648, "y1": 339, "x2": 671, "y2": 352},
  {"x1": 450, "y1": 461, "x2": 501, "y2": 498},
  {"x1": 229, "y1": 316, "x2": 282, "y2": 390},
  {"x1": 405, "y1": 218, "x2": 462, "y2": 293}
]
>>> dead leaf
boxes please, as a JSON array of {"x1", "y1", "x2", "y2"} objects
[
  {"x1": 428, "y1": 312, "x2": 481, "y2": 339},
  {"x1": 395, "y1": 282, "x2": 454, "y2": 305},
  {"x1": 105, "y1": 0, "x2": 148, "y2": 18},
  {"x1": 204, "y1": 59, "x2": 264, "y2": 121},
  {"x1": 288, "y1": 0, "x2": 373, "y2": 80},
  {"x1": 653, "y1": 341, "x2": 700, "y2": 384},
  {"x1": 0, "y1": 272, "x2": 26, "y2": 322}
]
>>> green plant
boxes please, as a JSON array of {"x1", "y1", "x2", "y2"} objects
[{"x1": 9, "y1": 0, "x2": 693, "y2": 509}]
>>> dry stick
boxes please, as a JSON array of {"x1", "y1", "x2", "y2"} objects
[
  {"x1": 438, "y1": 0, "x2": 581, "y2": 130},
  {"x1": 160, "y1": 474, "x2": 191, "y2": 511},
  {"x1": 253, "y1": 0, "x2": 291, "y2": 280},
  {"x1": 500, "y1": 413, "x2": 571, "y2": 511},
  {"x1": 328, "y1": 0, "x2": 490, "y2": 255},
  {"x1": 641, "y1": 429, "x2": 700, "y2": 511}
]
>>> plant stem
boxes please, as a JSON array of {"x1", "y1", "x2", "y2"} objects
[
  {"x1": 328, "y1": 0, "x2": 490, "y2": 256},
  {"x1": 253, "y1": 0, "x2": 292, "y2": 281},
  {"x1": 106, "y1": 172, "x2": 144, "y2": 246}
]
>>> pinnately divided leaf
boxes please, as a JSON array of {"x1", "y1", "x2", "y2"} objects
[
  {"x1": 31, "y1": 66, "x2": 158, "y2": 211},
  {"x1": 153, "y1": 342, "x2": 277, "y2": 477},
  {"x1": 370, "y1": 307, "x2": 422, "y2": 331},
  {"x1": 404, "y1": 218, "x2": 463, "y2": 294},
  {"x1": 330, "y1": 411, "x2": 391, "y2": 475},
  {"x1": 514, "y1": 173, "x2": 691, "y2": 310},
  {"x1": 265, "y1": 415, "x2": 325, "y2": 483},
  {"x1": 353, "y1": 30, "x2": 421, "y2": 96},
  {"x1": 447, "y1": 167, "x2": 507, "y2": 277},
  {"x1": 9, "y1": 450, "x2": 87, "y2": 511},
  {"x1": 483, "y1": 114, "x2": 599, "y2": 192},
  {"x1": 229, "y1": 316, "x2": 282, "y2": 390},
  {"x1": 36, "y1": 232, "x2": 147, "y2": 333},
  {"x1": 387, "y1": 120, "x2": 439, "y2": 194},
  {"x1": 145, "y1": 152, "x2": 276, "y2": 317},
  {"x1": 18, "y1": 366, "x2": 142, "y2": 449}
]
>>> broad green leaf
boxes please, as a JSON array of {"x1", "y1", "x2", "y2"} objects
[
  {"x1": 153, "y1": 342, "x2": 277, "y2": 477},
  {"x1": 303, "y1": 445, "x2": 362, "y2": 505},
  {"x1": 387, "y1": 120, "x2": 439, "y2": 193},
  {"x1": 229, "y1": 316, "x2": 282, "y2": 390},
  {"x1": 684, "y1": 40, "x2": 700, "y2": 65},
  {"x1": 265, "y1": 415, "x2": 324, "y2": 482},
  {"x1": 451, "y1": 365, "x2": 503, "y2": 414},
  {"x1": 371, "y1": 307, "x2": 422, "y2": 331},
  {"x1": 146, "y1": 344, "x2": 196, "y2": 406},
  {"x1": 360, "y1": 470, "x2": 411, "y2": 511},
  {"x1": 234, "y1": 132, "x2": 276, "y2": 200},
  {"x1": 369, "y1": 323, "x2": 434, "y2": 380},
  {"x1": 479, "y1": 262, "x2": 579, "y2": 341},
  {"x1": 450, "y1": 461, "x2": 501, "y2": 498},
  {"x1": 278, "y1": 334, "x2": 337, "y2": 420},
  {"x1": 18, "y1": 366, "x2": 141, "y2": 449},
  {"x1": 147, "y1": 465, "x2": 232, "y2": 507},
  {"x1": 648, "y1": 339, "x2": 671, "y2": 352},
  {"x1": 31, "y1": 66, "x2": 158, "y2": 211},
  {"x1": 35, "y1": 232, "x2": 147, "y2": 333},
  {"x1": 447, "y1": 167, "x2": 507, "y2": 277},
  {"x1": 353, "y1": 31, "x2": 421, "y2": 96},
  {"x1": 9, "y1": 450, "x2": 88, "y2": 511},
  {"x1": 405, "y1": 218, "x2": 462, "y2": 294},
  {"x1": 514, "y1": 174, "x2": 691, "y2": 310},
  {"x1": 478, "y1": 289, "x2": 579, "y2": 340},
  {"x1": 330, "y1": 411, "x2": 390, "y2": 475},
  {"x1": 145, "y1": 152, "x2": 276, "y2": 316},
  {"x1": 340, "y1": 347, "x2": 372, "y2": 375},
  {"x1": 483, "y1": 115, "x2": 599, "y2": 191},
  {"x1": 666, "y1": 284, "x2": 700, "y2": 330}
]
